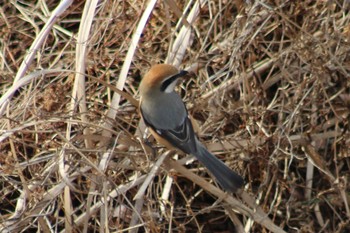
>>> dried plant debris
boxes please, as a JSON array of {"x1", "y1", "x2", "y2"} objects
[{"x1": 0, "y1": 0, "x2": 349, "y2": 232}]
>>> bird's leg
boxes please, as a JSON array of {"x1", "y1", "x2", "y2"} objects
[{"x1": 142, "y1": 127, "x2": 157, "y2": 157}]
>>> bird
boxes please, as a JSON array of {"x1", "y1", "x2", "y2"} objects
[{"x1": 139, "y1": 64, "x2": 244, "y2": 193}]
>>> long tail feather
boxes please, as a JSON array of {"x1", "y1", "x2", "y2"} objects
[{"x1": 192, "y1": 143, "x2": 244, "y2": 193}]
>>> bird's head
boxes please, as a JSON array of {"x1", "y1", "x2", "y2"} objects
[{"x1": 139, "y1": 64, "x2": 188, "y2": 97}]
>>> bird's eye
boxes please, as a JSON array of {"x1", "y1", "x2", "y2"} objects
[
  {"x1": 161, "y1": 75, "x2": 177, "y2": 92},
  {"x1": 160, "y1": 70, "x2": 188, "y2": 92}
]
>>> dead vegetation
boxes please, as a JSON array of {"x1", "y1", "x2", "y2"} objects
[{"x1": 0, "y1": 0, "x2": 349, "y2": 232}]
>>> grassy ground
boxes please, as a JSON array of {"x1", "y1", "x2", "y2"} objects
[{"x1": 0, "y1": 0, "x2": 349, "y2": 232}]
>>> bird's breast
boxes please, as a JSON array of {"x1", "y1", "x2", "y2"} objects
[{"x1": 141, "y1": 92, "x2": 187, "y2": 130}]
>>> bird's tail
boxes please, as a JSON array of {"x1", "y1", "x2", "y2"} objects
[{"x1": 192, "y1": 143, "x2": 244, "y2": 193}]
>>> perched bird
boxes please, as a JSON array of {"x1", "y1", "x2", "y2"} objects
[{"x1": 139, "y1": 64, "x2": 244, "y2": 193}]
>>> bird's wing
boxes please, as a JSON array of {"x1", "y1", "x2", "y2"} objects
[{"x1": 141, "y1": 107, "x2": 197, "y2": 154}]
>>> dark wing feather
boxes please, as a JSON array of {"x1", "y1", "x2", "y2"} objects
[
  {"x1": 141, "y1": 107, "x2": 197, "y2": 154},
  {"x1": 141, "y1": 105, "x2": 244, "y2": 193}
]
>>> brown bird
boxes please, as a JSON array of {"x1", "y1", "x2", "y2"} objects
[{"x1": 139, "y1": 64, "x2": 244, "y2": 193}]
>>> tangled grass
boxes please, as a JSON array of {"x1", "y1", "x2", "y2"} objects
[{"x1": 0, "y1": 0, "x2": 349, "y2": 232}]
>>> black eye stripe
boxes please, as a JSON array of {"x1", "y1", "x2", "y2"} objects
[
  {"x1": 160, "y1": 75, "x2": 178, "y2": 91},
  {"x1": 160, "y1": 70, "x2": 188, "y2": 92}
]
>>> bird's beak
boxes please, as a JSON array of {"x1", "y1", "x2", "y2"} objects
[
  {"x1": 175, "y1": 70, "x2": 189, "y2": 83},
  {"x1": 162, "y1": 70, "x2": 189, "y2": 93},
  {"x1": 178, "y1": 70, "x2": 189, "y2": 77}
]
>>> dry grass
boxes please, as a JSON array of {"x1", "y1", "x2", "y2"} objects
[{"x1": 1, "y1": 0, "x2": 350, "y2": 232}]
